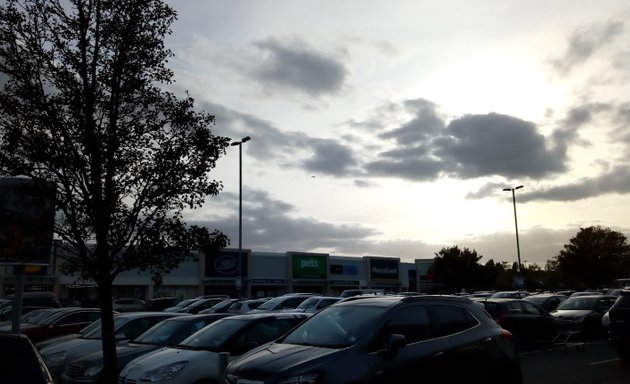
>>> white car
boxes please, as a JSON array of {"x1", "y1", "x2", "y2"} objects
[{"x1": 118, "y1": 312, "x2": 310, "y2": 384}]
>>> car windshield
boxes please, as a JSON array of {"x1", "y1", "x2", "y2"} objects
[
  {"x1": 177, "y1": 317, "x2": 245, "y2": 351},
  {"x1": 282, "y1": 305, "x2": 383, "y2": 348},
  {"x1": 81, "y1": 316, "x2": 133, "y2": 339},
  {"x1": 133, "y1": 319, "x2": 196, "y2": 345},
  {"x1": 295, "y1": 298, "x2": 319, "y2": 311},
  {"x1": 556, "y1": 297, "x2": 601, "y2": 310},
  {"x1": 172, "y1": 299, "x2": 196, "y2": 309},
  {"x1": 22, "y1": 309, "x2": 56, "y2": 324},
  {"x1": 524, "y1": 296, "x2": 546, "y2": 305},
  {"x1": 255, "y1": 297, "x2": 286, "y2": 311}
]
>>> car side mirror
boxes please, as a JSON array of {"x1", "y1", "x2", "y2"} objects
[{"x1": 385, "y1": 333, "x2": 407, "y2": 358}]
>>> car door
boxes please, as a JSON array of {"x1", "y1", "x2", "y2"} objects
[
  {"x1": 368, "y1": 304, "x2": 439, "y2": 383},
  {"x1": 425, "y1": 304, "x2": 495, "y2": 382},
  {"x1": 47, "y1": 311, "x2": 100, "y2": 340}
]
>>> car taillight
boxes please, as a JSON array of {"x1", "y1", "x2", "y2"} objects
[{"x1": 500, "y1": 329, "x2": 513, "y2": 339}]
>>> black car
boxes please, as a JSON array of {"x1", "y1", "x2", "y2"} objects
[
  {"x1": 608, "y1": 290, "x2": 630, "y2": 360},
  {"x1": 61, "y1": 313, "x2": 233, "y2": 384},
  {"x1": 480, "y1": 298, "x2": 557, "y2": 349},
  {"x1": 0, "y1": 332, "x2": 54, "y2": 384},
  {"x1": 223, "y1": 295, "x2": 522, "y2": 384},
  {"x1": 523, "y1": 293, "x2": 568, "y2": 313},
  {"x1": 551, "y1": 295, "x2": 617, "y2": 340}
]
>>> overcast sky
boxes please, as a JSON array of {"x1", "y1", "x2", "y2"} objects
[{"x1": 159, "y1": 0, "x2": 630, "y2": 267}]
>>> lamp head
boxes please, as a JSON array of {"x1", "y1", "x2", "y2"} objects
[{"x1": 241, "y1": 136, "x2": 251, "y2": 143}]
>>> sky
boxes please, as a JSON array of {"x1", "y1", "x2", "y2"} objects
[
  {"x1": 158, "y1": 0, "x2": 630, "y2": 268},
  {"x1": 5, "y1": 1, "x2": 629, "y2": 268}
]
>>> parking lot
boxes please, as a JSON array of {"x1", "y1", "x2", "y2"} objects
[{"x1": 521, "y1": 340, "x2": 630, "y2": 384}]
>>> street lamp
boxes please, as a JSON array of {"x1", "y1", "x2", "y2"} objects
[
  {"x1": 231, "y1": 136, "x2": 251, "y2": 297},
  {"x1": 503, "y1": 185, "x2": 524, "y2": 289}
]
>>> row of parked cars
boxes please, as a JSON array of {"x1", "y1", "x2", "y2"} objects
[{"x1": 5, "y1": 289, "x2": 630, "y2": 383}]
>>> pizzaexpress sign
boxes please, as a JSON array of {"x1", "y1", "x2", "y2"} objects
[{"x1": 292, "y1": 254, "x2": 327, "y2": 279}]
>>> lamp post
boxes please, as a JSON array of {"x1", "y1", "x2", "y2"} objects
[
  {"x1": 231, "y1": 136, "x2": 250, "y2": 297},
  {"x1": 503, "y1": 185, "x2": 524, "y2": 289}
]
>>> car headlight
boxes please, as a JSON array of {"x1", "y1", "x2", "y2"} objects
[
  {"x1": 44, "y1": 351, "x2": 67, "y2": 366},
  {"x1": 140, "y1": 361, "x2": 188, "y2": 382},
  {"x1": 84, "y1": 364, "x2": 103, "y2": 377},
  {"x1": 278, "y1": 373, "x2": 321, "y2": 384}
]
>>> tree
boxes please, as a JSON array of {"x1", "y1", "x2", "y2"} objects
[
  {"x1": 0, "y1": 1, "x2": 230, "y2": 382},
  {"x1": 553, "y1": 226, "x2": 630, "y2": 290},
  {"x1": 429, "y1": 246, "x2": 483, "y2": 293}
]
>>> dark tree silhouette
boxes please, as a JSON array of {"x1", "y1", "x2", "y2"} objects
[
  {"x1": 0, "y1": 1, "x2": 229, "y2": 382},
  {"x1": 554, "y1": 226, "x2": 630, "y2": 290},
  {"x1": 430, "y1": 246, "x2": 484, "y2": 293}
]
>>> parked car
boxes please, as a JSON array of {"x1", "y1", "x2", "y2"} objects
[
  {"x1": 339, "y1": 288, "x2": 385, "y2": 298},
  {"x1": 177, "y1": 297, "x2": 229, "y2": 314},
  {"x1": 490, "y1": 290, "x2": 530, "y2": 299},
  {"x1": 162, "y1": 298, "x2": 199, "y2": 312},
  {"x1": 480, "y1": 298, "x2": 557, "y2": 349},
  {"x1": 292, "y1": 295, "x2": 343, "y2": 313},
  {"x1": 1, "y1": 307, "x2": 101, "y2": 343},
  {"x1": 39, "y1": 311, "x2": 182, "y2": 382},
  {"x1": 61, "y1": 313, "x2": 234, "y2": 384},
  {"x1": 523, "y1": 293, "x2": 568, "y2": 312},
  {"x1": 227, "y1": 298, "x2": 270, "y2": 314},
  {"x1": 119, "y1": 312, "x2": 310, "y2": 384},
  {"x1": 551, "y1": 294, "x2": 617, "y2": 340},
  {"x1": 0, "y1": 307, "x2": 58, "y2": 327},
  {"x1": 0, "y1": 333, "x2": 54, "y2": 384},
  {"x1": 199, "y1": 298, "x2": 244, "y2": 314},
  {"x1": 223, "y1": 295, "x2": 522, "y2": 384},
  {"x1": 35, "y1": 315, "x2": 107, "y2": 350},
  {"x1": 142, "y1": 297, "x2": 178, "y2": 311},
  {"x1": 112, "y1": 298, "x2": 146, "y2": 312},
  {"x1": 607, "y1": 290, "x2": 630, "y2": 360},
  {"x1": 248, "y1": 293, "x2": 320, "y2": 313},
  {"x1": 0, "y1": 291, "x2": 62, "y2": 322}
]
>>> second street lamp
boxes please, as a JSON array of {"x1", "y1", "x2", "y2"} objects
[
  {"x1": 231, "y1": 136, "x2": 251, "y2": 297},
  {"x1": 503, "y1": 185, "x2": 524, "y2": 289}
]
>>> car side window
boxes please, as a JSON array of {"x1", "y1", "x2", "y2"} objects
[
  {"x1": 430, "y1": 305, "x2": 479, "y2": 337},
  {"x1": 55, "y1": 312, "x2": 85, "y2": 326},
  {"x1": 521, "y1": 301, "x2": 543, "y2": 315},
  {"x1": 384, "y1": 305, "x2": 431, "y2": 344},
  {"x1": 505, "y1": 301, "x2": 524, "y2": 314}
]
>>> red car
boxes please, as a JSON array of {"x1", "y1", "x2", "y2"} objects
[{"x1": 12, "y1": 307, "x2": 102, "y2": 343}]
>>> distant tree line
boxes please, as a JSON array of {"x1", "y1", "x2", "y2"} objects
[{"x1": 427, "y1": 225, "x2": 630, "y2": 293}]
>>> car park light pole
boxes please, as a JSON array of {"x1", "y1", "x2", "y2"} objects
[
  {"x1": 231, "y1": 136, "x2": 251, "y2": 298},
  {"x1": 503, "y1": 185, "x2": 524, "y2": 289}
]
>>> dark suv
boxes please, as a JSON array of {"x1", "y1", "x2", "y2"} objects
[
  {"x1": 223, "y1": 295, "x2": 522, "y2": 384},
  {"x1": 608, "y1": 290, "x2": 630, "y2": 360}
]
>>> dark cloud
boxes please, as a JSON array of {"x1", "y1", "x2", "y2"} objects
[
  {"x1": 438, "y1": 113, "x2": 566, "y2": 178},
  {"x1": 517, "y1": 165, "x2": 630, "y2": 202},
  {"x1": 193, "y1": 189, "x2": 379, "y2": 254},
  {"x1": 250, "y1": 37, "x2": 348, "y2": 97},
  {"x1": 550, "y1": 20, "x2": 625, "y2": 76},
  {"x1": 379, "y1": 98, "x2": 445, "y2": 144},
  {"x1": 362, "y1": 110, "x2": 568, "y2": 181},
  {"x1": 301, "y1": 138, "x2": 358, "y2": 176},
  {"x1": 194, "y1": 186, "x2": 588, "y2": 266}
]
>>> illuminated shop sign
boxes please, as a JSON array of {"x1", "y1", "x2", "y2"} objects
[{"x1": 292, "y1": 254, "x2": 327, "y2": 279}]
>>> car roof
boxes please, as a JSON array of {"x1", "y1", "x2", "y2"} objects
[
  {"x1": 115, "y1": 311, "x2": 183, "y2": 318},
  {"x1": 165, "y1": 313, "x2": 233, "y2": 322},
  {"x1": 226, "y1": 311, "x2": 311, "y2": 321},
  {"x1": 336, "y1": 294, "x2": 474, "y2": 307}
]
